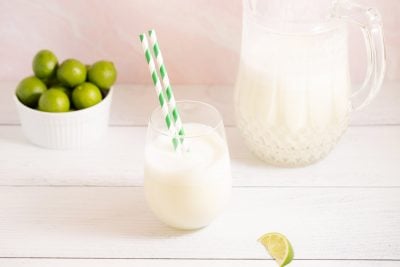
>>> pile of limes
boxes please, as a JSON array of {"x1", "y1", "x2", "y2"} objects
[{"x1": 16, "y1": 49, "x2": 117, "y2": 112}]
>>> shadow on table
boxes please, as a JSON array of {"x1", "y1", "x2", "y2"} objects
[{"x1": 26, "y1": 186, "x2": 196, "y2": 239}]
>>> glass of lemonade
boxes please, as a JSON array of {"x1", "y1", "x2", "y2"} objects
[{"x1": 144, "y1": 100, "x2": 232, "y2": 230}]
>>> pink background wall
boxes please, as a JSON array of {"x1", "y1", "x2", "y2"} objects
[{"x1": 0, "y1": 0, "x2": 399, "y2": 84}]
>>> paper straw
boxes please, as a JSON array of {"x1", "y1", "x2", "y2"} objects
[
  {"x1": 148, "y1": 30, "x2": 185, "y2": 142},
  {"x1": 139, "y1": 33, "x2": 180, "y2": 151}
]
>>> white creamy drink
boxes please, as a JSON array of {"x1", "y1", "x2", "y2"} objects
[
  {"x1": 144, "y1": 123, "x2": 231, "y2": 230},
  {"x1": 235, "y1": 20, "x2": 351, "y2": 166}
]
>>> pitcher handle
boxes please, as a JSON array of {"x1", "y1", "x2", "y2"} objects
[{"x1": 332, "y1": 0, "x2": 386, "y2": 111}]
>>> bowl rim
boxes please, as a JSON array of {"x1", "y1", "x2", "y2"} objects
[{"x1": 14, "y1": 86, "x2": 113, "y2": 117}]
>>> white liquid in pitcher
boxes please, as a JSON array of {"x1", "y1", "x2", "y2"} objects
[
  {"x1": 144, "y1": 123, "x2": 231, "y2": 230},
  {"x1": 235, "y1": 23, "x2": 351, "y2": 166}
]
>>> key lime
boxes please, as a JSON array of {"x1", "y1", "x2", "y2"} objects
[
  {"x1": 57, "y1": 59, "x2": 87, "y2": 87},
  {"x1": 32, "y1": 49, "x2": 58, "y2": 79},
  {"x1": 88, "y1": 60, "x2": 117, "y2": 90},
  {"x1": 38, "y1": 89, "x2": 70, "y2": 112},
  {"x1": 16, "y1": 76, "x2": 47, "y2": 108},
  {"x1": 49, "y1": 85, "x2": 71, "y2": 98},
  {"x1": 72, "y1": 82, "x2": 102, "y2": 109},
  {"x1": 258, "y1": 232, "x2": 294, "y2": 267}
]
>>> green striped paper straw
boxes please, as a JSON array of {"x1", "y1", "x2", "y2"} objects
[
  {"x1": 148, "y1": 29, "x2": 185, "y2": 142},
  {"x1": 139, "y1": 33, "x2": 180, "y2": 151}
]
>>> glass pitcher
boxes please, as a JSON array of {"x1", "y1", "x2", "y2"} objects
[{"x1": 235, "y1": 0, "x2": 385, "y2": 167}]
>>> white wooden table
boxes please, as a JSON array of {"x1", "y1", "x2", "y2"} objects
[{"x1": 0, "y1": 81, "x2": 399, "y2": 267}]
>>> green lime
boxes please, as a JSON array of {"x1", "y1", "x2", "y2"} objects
[
  {"x1": 88, "y1": 60, "x2": 117, "y2": 90},
  {"x1": 57, "y1": 59, "x2": 86, "y2": 87},
  {"x1": 72, "y1": 82, "x2": 102, "y2": 109},
  {"x1": 49, "y1": 85, "x2": 71, "y2": 98},
  {"x1": 38, "y1": 89, "x2": 70, "y2": 112},
  {"x1": 258, "y1": 232, "x2": 294, "y2": 267},
  {"x1": 16, "y1": 76, "x2": 47, "y2": 108},
  {"x1": 32, "y1": 49, "x2": 58, "y2": 79}
]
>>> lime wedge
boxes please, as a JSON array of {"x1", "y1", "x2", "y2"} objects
[{"x1": 258, "y1": 232, "x2": 294, "y2": 267}]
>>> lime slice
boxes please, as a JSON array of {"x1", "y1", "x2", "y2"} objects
[{"x1": 258, "y1": 232, "x2": 294, "y2": 267}]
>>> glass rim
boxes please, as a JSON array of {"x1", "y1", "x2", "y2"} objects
[{"x1": 148, "y1": 100, "x2": 224, "y2": 139}]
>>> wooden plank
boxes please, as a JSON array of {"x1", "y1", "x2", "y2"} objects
[
  {"x1": 0, "y1": 187, "x2": 399, "y2": 259},
  {"x1": 0, "y1": 125, "x2": 399, "y2": 187},
  {"x1": 1, "y1": 82, "x2": 399, "y2": 126},
  {"x1": 0, "y1": 259, "x2": 398, "y2": 267}
]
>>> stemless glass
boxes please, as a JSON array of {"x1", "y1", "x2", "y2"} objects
[
  {"x1": 144, "y1": 100, "x2": 232, "y2": 230},
  {"x1": 235, "y1": 0, "x2": 385, "y2": 167}
]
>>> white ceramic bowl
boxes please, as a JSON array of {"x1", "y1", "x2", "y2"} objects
[{"x1": 14, "y1": 88, "x2": 113, "y2": 149}]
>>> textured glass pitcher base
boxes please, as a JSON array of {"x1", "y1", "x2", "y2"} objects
[{"x1": 237, "y1": 115, "x2": 349, "y2": 167}]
